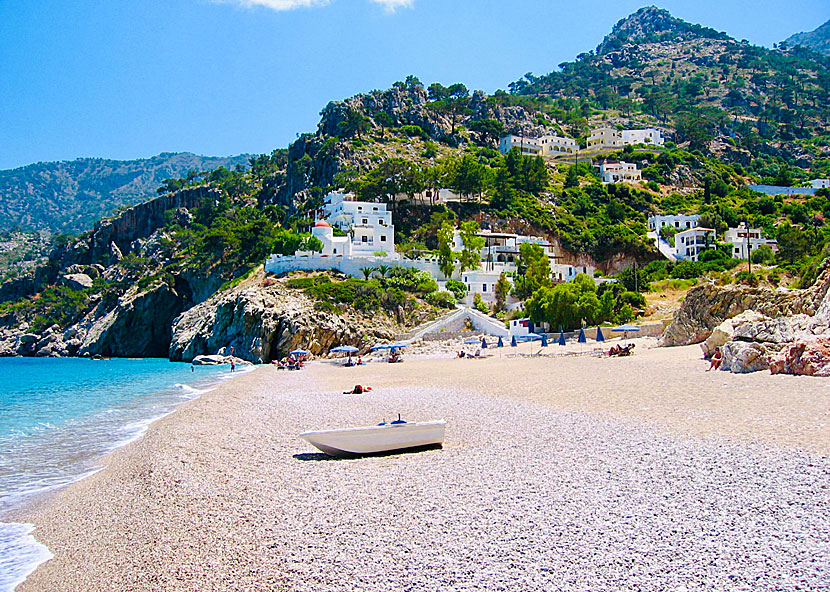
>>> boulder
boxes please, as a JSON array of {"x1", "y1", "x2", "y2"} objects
[
  {"x1": 770, "y1": 339, "x2": 830, "y2": 377},
  {"x1": 700, "y1": 310, "x2": 768, "y2": 358},
  {"x1": 18, "y1": 333, "x2": 39, "y2": 344},
  {"x1": 61, "y1": 273, "x2": 94, "y2": 290},
  {"x1": 721, "y1": 340, "x2": 781, "y2": 373},
  {"x1": 192, "y1": 354, "x2": 226, "y2": 365}
]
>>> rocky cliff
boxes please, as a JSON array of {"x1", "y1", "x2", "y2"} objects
[
  {"x1": 664, "y1": 265, "x2": 830, "y2": 375},
  {"x1": 169, "y1": 275, "x2": 398, "y2": 363},
  {"x1": 662, "y1": 277, "x2": 825, "y2": 347}
]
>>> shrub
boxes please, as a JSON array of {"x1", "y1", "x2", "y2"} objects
[
  {"x1": 473, "y1": 293, "x2": 490, "y2": 314},
  {"x1": 751, "y1": 244, "x2": 775, "y2": 265},
  {"x1": 445, "y1": 279, "x2": 467, "y2": 301},
  {"x1": 735, "y1": 270, "x2": 759, "y2": 287},
  {"x1": 425, "y1": 291, "x2": 456, "y2": 309},
  {"x1": 671, "y1": 260, "x2": 703, "y2": 279}
]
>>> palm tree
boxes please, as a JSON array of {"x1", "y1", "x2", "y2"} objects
[
  {"x1": 375, "y1": 265, "x2": 390, "y2": 279},
  {"x1": 360, "y1": 267, "x2": 376, "y2": 281}
]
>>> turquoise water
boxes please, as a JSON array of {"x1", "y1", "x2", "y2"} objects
[{"x1": 0, "y1": 357, "x2": 240, "y2": 591}]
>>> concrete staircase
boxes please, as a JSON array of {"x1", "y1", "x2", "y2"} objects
[{"x1": 396, "y1": 306, "x2": 508, "y2": 341}]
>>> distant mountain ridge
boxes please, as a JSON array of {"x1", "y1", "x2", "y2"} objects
[
  {"x1": 0, "y1": 152, "x2": 250, "y2": 235},
  {"x1": 786, "y1": 19, "x2": 830, "y2": 56}
]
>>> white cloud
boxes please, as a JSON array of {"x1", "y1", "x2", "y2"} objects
[
  {"x1": 369, "y1": 0, "x2": 413, "y2": 11},
  {"x1": 217, "y1": 0, "x2": 414, "y2": 12},
  {"x1": 225, "y1": 0, "x2": 330, "y2": 11}
]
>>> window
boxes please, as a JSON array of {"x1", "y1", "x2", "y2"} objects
[
  {"x1": 362, "y1": 236, "x2": 368, "y2": 243},
  {"x1": 362, "y1": 218, "x2": 368, "y2": 224},
  {"x1": 482, "y1": 284, "x2": 487, "y2": 292},
  {"x1": 333, "y1": 248, "x2": 337, "y2": 254},
  {"x1": 373, "y1": 207, "x2": 378, "y2": 211},
  {"x1": 380, "y1": 236, "x2": 386, "y2": 242}
]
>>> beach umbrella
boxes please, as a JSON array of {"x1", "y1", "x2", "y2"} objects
[
  {"x1": 511, "y1": 335, "x2": 517, "y2": 347},
  {"x1": 613, "y1": 325, "x2": 640, "y2": 333},
  {"x1": 578, "y1": 328, "x2": 587, "y2": 343},
  {"x1": 330, "y1": 344, "x2": 359, "y2": 362},
  {"x1": 613, "y1": 324, "x2": 640, "y2": 344},
  {"x1": 290, "y1": 349, "x2": 309, "y2": 355},
  {"x1": 330, "y1": 345, "x2": 359, "y2": 353},
  {"x1": 497, "y1": 336, "x2": 504, "y2": 348},
  {"x1": 370, "y1": 344, "x2": 395, "y2": 350},
  {"x1": 390, "y1": 342, "x2": 409, "y2": 349},
  {"x1": 558, "y1": 330, "x2": 566, "y2": 346},
  {"x1": 481, "y1": 338, "x2": 487, "y2": 349},
  {"x1": 464, "y1": 338, "x2": 481, "y2": 344},
  {"x1": 596, "y1": 326, "x2": 605, "y2": 342},
  {"x1": 540, "y1": 334, "x2": 548, "y2": 347}
]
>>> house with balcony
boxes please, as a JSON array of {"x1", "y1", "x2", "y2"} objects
[
  {"x1": 587, "y1": 127, "x2": 665, "y2": 150},
  {"x1": 674, "y1": 227, "x2": 717, "y2": 261},
  {"x1": 647, "y1": 214, "x2": 700, "y2": 233},
  {"x1": 724, "y1": 223, "x2": 778, "y2": 259},
  {"x1": 598, "y1": 161, "x2": 642, "y2": 184},
  {"x1": 499, "y1": 134, "x2": 578, "y2": 158}
]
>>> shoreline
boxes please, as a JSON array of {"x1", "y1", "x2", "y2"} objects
[
  {"x1": 14, "y1": 342, "x2": 830, "y2": 590},
  {"x1": 0, "y1": 361, "x2": 253, "y2": 592}
]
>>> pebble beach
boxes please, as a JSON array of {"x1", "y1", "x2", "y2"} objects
[{"x1": 12, "y1": 341, "x2": 830, "y2": 591}]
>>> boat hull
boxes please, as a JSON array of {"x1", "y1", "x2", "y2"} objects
[{"x1": 300, "y1": 420, "x2": 446, "y2": 456}]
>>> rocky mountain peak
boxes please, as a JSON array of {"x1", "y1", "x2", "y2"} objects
[
  {"x1": 785, "y1": 19, "x2": 830, "y2": 56},
  {"x1": 596, "y1": 6, "x2": 730, "y2": 55}
]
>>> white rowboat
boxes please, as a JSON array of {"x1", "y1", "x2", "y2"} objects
[{"x1": 300, "y1": 418, "x2": 446, "y2": 456}]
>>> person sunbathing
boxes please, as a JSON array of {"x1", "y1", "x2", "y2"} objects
[{"x1": 343, "y1": 384, "x2": 372, "y2": 394}]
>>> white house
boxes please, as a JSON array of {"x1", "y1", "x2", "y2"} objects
[
  {"x1": 319, "y1": 191, "x2": 396, "y2": 256},
  {"x1": 537, "y1": 135, "x2": 579, "y2": 155},
  {"x1": 647, "y1": 214, "x2": 701, "y2": 233},
  {"x1": 621, "y1": 128, "x2": 664, "y2": 146},
  {"x1": 674, "y1": 227, "x2": 716, "y2": 261},
  {"x1": 498, "y1": 136, "x2": 544, "y2": 157},
  {"x1": 598, "y1": 161, "x2": 642, "y2": 184},
  {"x1": 499, "y1": 134, "x2": 578, "y2": 157},
  {"x1": 588, "y1": 127, "x2": 665, "y2": 150},
  {"x1": 724, "y1": 223, "x2": 778, "y2": 259},
  {"x1": 587, "y1": 128, "x2": 623, "y2": 150},
  {"x1": 811, "y1": 179, "x2": 830, "y2": 189}
]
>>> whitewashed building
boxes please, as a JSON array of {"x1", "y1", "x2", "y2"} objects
[
  {"x1": 499, "y1": 134, "x2": 578, "y2": 157},
  {"x1": 621, "y1": 128, "x2": 664, "y2": 146},
  {"x1": 810, "y1": 179, "x2": 830, "y2": 189},
  {"x1": 588, "y1": 127, "x2": 665, "y2": 150},
  {"x1": 647, "y1": 214, "x2": 701, "y2": 233},
  {"x1": 598, "y1": 161, "x2": 642, "y2": 184},
  {"x1": 587, "y1": 128, "x2": 623, "y2": 150},
  {"x1": 674, "y1": 227, "x2": 717, "y2": 261},
  {"x1": 724, "y1": 223, "x2": 778, "y2": 259}
]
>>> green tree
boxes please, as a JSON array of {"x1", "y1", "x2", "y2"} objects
[
  {"x1": 437, "y1": 221, "x2": 456, "y2": 278},
  {"x1": 776, "y1": 224, "x2": 809, "y2": 264},
  {"x1": 457, "y1": 220, "x2": 484, "y2": 272},
  {"x1": 426, "y1": 82, "x2": 471, "y2": 135},
  {"x1": 512, "y1": 242, "x2": 551, "y2": 299},
  {"x1": 494, "y1": 272, "x2": 510, "y2": 312},
  {"x1": 338, "y1": 108, "x2": 371, "y2": 140}
]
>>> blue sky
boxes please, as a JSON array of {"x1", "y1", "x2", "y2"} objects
[{"x1": 0, "y1": 0, "x2": 826, "y2": 170}]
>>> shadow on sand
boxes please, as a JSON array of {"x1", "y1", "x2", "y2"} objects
[{"x1": 293, "y1": 444, "x2": 443, "y2": 462}]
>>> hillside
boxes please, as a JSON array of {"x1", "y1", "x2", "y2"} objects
[
  {"x1": 0, "y1": 6, "x2": 829, "y2": 362},
  {"x1": 0, "y1": 152, "x2": 250, "y2": 235},
  {"x1": 786, "y1": 19, "x2": 830, "y2": 56}
]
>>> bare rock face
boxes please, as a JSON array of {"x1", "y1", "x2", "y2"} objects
[
  {"x1": 664, "y1": 272, "x2": 827, "y2": 347},
  {"x1": 79, "y1": 282, "x2": 185, "y2": 357},
  {"x1": 700, "y1": 310, "x2": 768, "y2": 357},
  {"x1": 770, "y1": 339, "x2": 830, "y2": 377},
  {"x1": 61, "y1": 273, "x2": 93, "y2": 290},
  {"x1": 721, "y1": 341, "x2": 782, "y2": 373},
  {"x1": 169, "y1": 280, "x2": 380, "y2": 363}
]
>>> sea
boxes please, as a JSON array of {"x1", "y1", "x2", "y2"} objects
[{"x1": 0, "y1": 357, "x2": 246, "y2": 592}]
